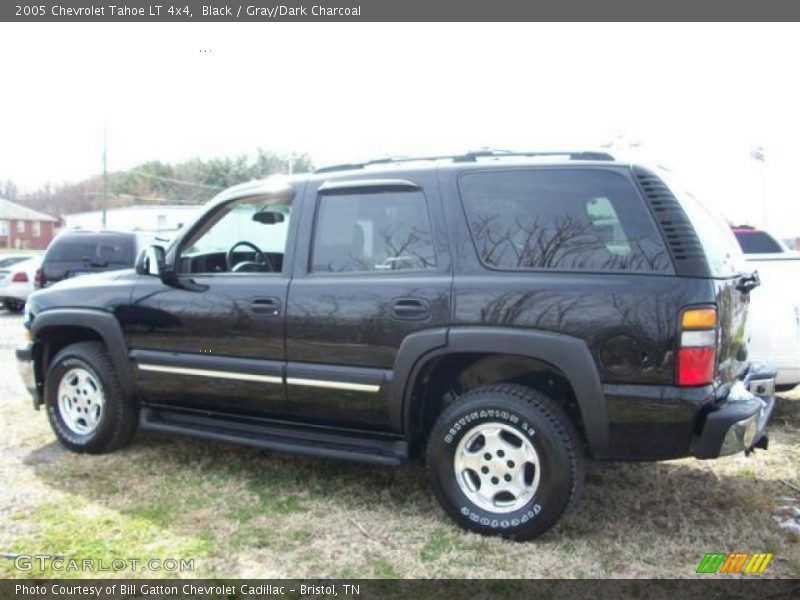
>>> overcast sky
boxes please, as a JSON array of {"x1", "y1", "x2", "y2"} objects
[{"x1": 1, "y1": 23, "x2": 799, "y2": 236}]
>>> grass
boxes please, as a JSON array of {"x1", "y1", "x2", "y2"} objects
[{"x1": 1, "y1": 336, "x2": 799, "y2": 578}]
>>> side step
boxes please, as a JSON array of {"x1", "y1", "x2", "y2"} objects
[{"x1": 139, "y1": 406, "x2": 409, "y2": 466}]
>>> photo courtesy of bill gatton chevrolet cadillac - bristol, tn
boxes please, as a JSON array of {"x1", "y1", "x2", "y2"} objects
[{"x1": 17, "y1": 150, "x2": 776, "y2": 540}]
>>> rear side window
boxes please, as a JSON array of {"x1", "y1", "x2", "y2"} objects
[
  {"x1": 459, "y1": 169, "x2": 672, "y2": 273},
  {"x1": 46, "y1": 236, "x2": 134, "y2": 265},
  {"x1": 312, "y1": 191, "x2": 437, "y2": 273},
  {"x1": 734, "y1": 230, "x2": 784, "y2": 254}
]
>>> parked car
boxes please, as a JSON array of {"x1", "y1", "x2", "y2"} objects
[
  {"x1": 1, "y1": 256, "x2": 41, "y2": 312},
  {"x1": 0, "y1": 253, "x2": 34, "y2": 270},
  {"x1": 732, "y1": 226, "x2": 800, "y2": 390},
  {"x1": 36, "y1": 230, "x2": 150, "y2": 289},
  {"x1": 18, "y1": 151, "x2": 775, "y2": 540},
  {"x1": 732, "y1": 226, "x2": 795, "y2": 256}
]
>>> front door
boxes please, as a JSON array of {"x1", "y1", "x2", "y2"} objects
[
  {"x1": 126, "y1": 188, "x2": 298, "y2": 418},
  {"x1": 285, "y1": 174, "x2": 451, "y2": 432}
]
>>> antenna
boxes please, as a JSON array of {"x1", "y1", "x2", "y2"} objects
[{"x1": 102, "y1": 121, "x2": 108, "y2": 229}]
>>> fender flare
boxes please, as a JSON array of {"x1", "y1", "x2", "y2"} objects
[
  {"x1": 395, "y1": 326, "x2": 609, "y2": 458},
  {"x1": 31, "y1": 308, "x2": 133, "y2": 395}
]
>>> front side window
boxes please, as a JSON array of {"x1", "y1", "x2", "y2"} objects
[
  {"x1": 459, "y1": 169, "x2": 672, "y2": 273},
  {"x1": 179, "y1": 195, "x2": 292, "y2": 274},
  {"x1": 312, "y1": 190, "x2": 436, "y2": 273}
]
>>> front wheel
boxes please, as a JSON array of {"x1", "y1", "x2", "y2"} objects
[
  {"x1": 45, "y1": 341, "x2": 138, "y2": 454},
  {"x1": 426, "y1": 384, "x2": 584, "y2": 540}
]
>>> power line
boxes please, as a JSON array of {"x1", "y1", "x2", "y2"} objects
[{"x1": 130, "y1": 170, "x2": 224, "y2": 190}]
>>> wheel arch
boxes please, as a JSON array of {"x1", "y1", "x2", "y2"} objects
[
  {"x1": 395, "y1": 327, "x2": 609, "y2": 458},
  {"x1": 31, "y1": 309, "x2": 133, "y2": 402}
]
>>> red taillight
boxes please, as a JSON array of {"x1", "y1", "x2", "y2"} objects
[
  {"x1": 676, "y1": 307, "x2": 718, "y2": 387},
  {"x1": 677, "y1": 347, "x2": 716, "y2": 386},
  {"x1": 11, "y1": 271, "x2": 29, "y2": 283},
  {"x1": 34, "y1": 268, "x2": 43, "y2": 289}
]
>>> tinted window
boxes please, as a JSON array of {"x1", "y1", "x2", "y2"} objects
[
  {"x1": 459, "y1": 169, "x2": 671, "y2": 273},
  {"x1": 46, "y1": 235, "x2": 134, "y2": 266},
  {"x1": 312, "y1": 191, "x2": 436, "y2": 273},
  {"x1": 0, "y1": 256, "x2": 31, "y2": 269},
  {"x1": 734, "y1": 230, "x2": 784, "y2": 254}
]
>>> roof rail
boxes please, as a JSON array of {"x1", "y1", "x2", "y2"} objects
[{"x1": 314, "y1": 149, "x2": 615, "y2": 174}]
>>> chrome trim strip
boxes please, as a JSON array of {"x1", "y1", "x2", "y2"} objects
[
  {"x1": 137, "y1": 363, "x2": 380, "y2": 392},
  {"x1": 137, "y1": 363, "x2": 282, "y2": 384},
  {"x1": 285, "y1": 377, "x2": 381, "y2": 393}
]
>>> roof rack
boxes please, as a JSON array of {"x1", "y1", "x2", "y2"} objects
[{"x1": 314, "y1": 149, "x2": 615, "y2": 174}]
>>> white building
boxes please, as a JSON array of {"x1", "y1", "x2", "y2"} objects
[{"x1": 62, "y1": 205, "x2": 201, "y2": 239}]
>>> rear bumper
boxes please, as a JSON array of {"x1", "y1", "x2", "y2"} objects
[
  {"x1": 692, "y1": 362, "x2": 776, "y2": 459},
  {"x1": 751, "y1": 357, "x2": 800, "y2": 387},
  {"x1": 0, "y1": 283, "x2": 32, "y2": 302}
]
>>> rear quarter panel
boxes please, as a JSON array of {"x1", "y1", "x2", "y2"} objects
[{"x1": 452, "y1": 272, "x2": 713, "y2": 386}]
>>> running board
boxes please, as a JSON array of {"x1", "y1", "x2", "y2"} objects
[{"x1": 139, "y1": 406, "x2": 408, "y2": 466}]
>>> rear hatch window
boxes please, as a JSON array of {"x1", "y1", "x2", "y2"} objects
[
  {"x1": 734, "y1": 230, "x2": 785, "y2": 254},
  {"x1": 672, "y1": 190, "x2": 749, "y2": 279},
  {"x1": 47, "y1": 236, "x2": 134, "y2": 265},
  {"x1": 43, "y1": 234, "x2": 135, "y2": 282}
]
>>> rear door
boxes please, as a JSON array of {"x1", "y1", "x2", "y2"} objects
[{"x1": 285, "y1": 174, "x2": 451, "y2": 432}]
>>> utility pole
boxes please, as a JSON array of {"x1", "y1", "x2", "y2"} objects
[{"x1": 102, "y1": 121, "x2": 108, "y2": 229}]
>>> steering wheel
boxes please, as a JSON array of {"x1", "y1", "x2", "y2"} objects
[{"x1": 226, "y1": 241, "x2": 273, "y2": 272}]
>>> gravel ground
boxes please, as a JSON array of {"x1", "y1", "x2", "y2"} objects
[{"x1": 0, "y1": 310, "x2": 798, "y2": 579}]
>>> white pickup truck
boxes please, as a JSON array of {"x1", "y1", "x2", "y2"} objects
[{"x1": 733, "y1": 227, "x2": 800, "y2": 390}]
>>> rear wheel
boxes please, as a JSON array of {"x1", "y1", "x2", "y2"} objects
[
  {"x1": 45, "y1": 342, "x2": 138, "y2": 453},
  {"x1": 4, "y1": 299, "x2": 24, "y2": 313},
  {"x1": 426, "y1": 384, "x2": 584, "y2": 540}
]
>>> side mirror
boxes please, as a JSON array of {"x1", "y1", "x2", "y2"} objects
[{"x1": 136, "y1": 245, "x2": 166, "y2": 276}]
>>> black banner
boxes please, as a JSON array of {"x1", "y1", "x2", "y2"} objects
[
  {"x1": 2, "y1": 580, "x2": 800, "y2": 600},
  {"x1": 4, "y1": 0, "x2": 800, "y2": 22}
]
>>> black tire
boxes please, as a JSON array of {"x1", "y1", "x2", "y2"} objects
[
  {"x1": 5, "y1": 299, "x2": 24, "y2": 313},
  {"x1": 426, "y1": 383, "x2": 584, "y2": 540},
  {"x1": 776, "y1": 383, "x2": 799, "y2": 393},
  {"x1": 45, "y1": 341, "x2": 138, "y2": 454}
]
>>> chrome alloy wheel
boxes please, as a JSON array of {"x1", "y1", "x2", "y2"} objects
[
  {"x1": 453, "y1": 421, "x2": 541, "y2": 513},
  {"x1": 57, "y1": 367, "x2": 105, "y2": 435}
]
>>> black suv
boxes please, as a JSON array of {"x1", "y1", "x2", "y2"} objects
[
  {"x1": 37, "y1": 230, "x2": 148, "y2": 289},
  {"x1": 17, "y1": 151, "x2": 775, "y2": 540}
]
